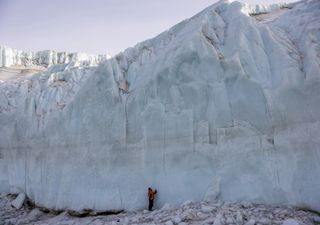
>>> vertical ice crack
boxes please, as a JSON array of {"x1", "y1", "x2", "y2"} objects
[
  {"x1": 124, "y1": 95, "x2": 129, "y2": 150},
  {"x1": 24, "y1": 144, "x2": 27, "y2": 194},
  {"x1": 162, "y1": 113, "x2": 167, "y2": 177}
]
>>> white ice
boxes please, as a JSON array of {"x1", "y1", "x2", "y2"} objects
[
  {"x1": 0, "y1": 195, "x2": 319, "y2": 225},
  {"x1": 0, "y1": 0, "x2": 319, "y2": 213}
]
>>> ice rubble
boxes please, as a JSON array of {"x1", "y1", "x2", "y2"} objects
[
  {"x1": 0, "y1": 0, "x2": 320, "y2": 213},
  {"x1": 1, "y1": 195, "x2": 319, "y2": 225}
]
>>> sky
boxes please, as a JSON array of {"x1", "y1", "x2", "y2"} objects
[{"x1": 0, "y1": 0, "x2": 297, "y2": 56}]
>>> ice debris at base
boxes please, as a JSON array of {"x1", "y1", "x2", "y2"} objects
[
  {"x1": 0, "y1": 0, "x2": 320, "y2": 213},
  {"x1": 11, "y1": 192, "x2": 26, "y2": 209},
  {"x1": 282, "y1": 219, "x2": 300, "y2": 225},
  {"x1": 0, "y1": 195, "x2": 319, "y2": 225}
]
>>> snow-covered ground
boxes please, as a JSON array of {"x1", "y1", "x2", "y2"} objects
[
  {"x1": 0, "y1": 0, "x2": 320, "y2": 214},
  {"x1": 1, "y1": 195, "x2": 319, "y2": 225}
]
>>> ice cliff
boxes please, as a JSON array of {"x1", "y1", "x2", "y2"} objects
[
  {"x1": 0, "y1": 45, "x2": 109, "y2": 68},
  {"x1": 0, "y1": 46, "x2": 110, "y2": 83},
  {"x1": 0, "y1": 0, "x2": 319, "y2": 212}
]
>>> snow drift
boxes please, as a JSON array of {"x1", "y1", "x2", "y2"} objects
[{"x1": 0, "y1": 0, "x2": 319, "y2": 212}]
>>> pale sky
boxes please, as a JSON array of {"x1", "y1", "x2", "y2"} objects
[{"x1": 0, "y1": 0, "x2": 297, "y2": 56}]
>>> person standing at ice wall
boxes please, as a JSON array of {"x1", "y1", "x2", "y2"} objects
[{"x1": 148, "y1": 187, "x2": 157, "y2": 211}]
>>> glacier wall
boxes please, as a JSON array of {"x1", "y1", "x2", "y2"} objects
[
  {"x1": 0, "y1": 45, "x2": 109, "y2": 68},
  {"x1": 0, "y1": 0, "x2": 320, "y2": 212}
]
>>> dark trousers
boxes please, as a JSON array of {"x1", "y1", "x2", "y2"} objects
[{"x1": 148, "y1": 199, "x2": 154, "y2": 211}]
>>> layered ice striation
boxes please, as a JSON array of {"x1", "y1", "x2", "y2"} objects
[{"x1": 0, "y1": 0, "x2": 319, "y2": 212}]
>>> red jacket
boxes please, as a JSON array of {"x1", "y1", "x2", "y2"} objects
[{"x1": 148, "y1": 188, "x2": 157, "y2": 201}]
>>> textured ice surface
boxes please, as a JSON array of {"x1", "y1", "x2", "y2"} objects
[
  {"x1": 0, "y1": 45, "x2": 109, "y2": 68},
  {"x1": 0, "y1": 195, "x2": 318, "y2": 225},
  {"x1": 0, "y1": 0, "x2": 320, "y2": 212},
  {"x1": 0, "y1": 46, "x2": 110, "y2": 83}
]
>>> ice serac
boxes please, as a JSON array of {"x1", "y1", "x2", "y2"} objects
[{"x1": 0, "y1": 0, "x2": 320, "y2": 212}]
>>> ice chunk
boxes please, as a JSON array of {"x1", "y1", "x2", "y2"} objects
[
  {"x1": 11, "y1": 193, "x2": 26, "y2": 209},
  {"x1": 244, "y1": 219, "x2": 256, "y2": 225},
  {"x1": 282, "y1": 219, "x2": 299, "y2": 225}
]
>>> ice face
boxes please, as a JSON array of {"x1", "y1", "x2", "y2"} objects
[
  {"x1": 0, "y1": 45, "x2": 109, "y2": 68},
  {"x1": 0, "y1": 46, "x2": 111, "y2": 83},
  {"x1": 0, "y1": 0, "x2": 319, "y2": 212}
]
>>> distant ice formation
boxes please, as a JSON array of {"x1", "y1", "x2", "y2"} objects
[
  {"x1": 0, "y1": 45, "x2": 109, "y2": 68},
  {"x1": 0, "y1": 46, "x2": 110, "y2": 83}
]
